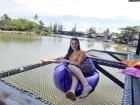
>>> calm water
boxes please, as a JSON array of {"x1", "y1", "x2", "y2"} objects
[{"x1": 0, "y1": 34, "x2": 135, "y2": 70}]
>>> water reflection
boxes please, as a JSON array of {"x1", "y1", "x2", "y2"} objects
[
  {"x1": 102, "y1": 42, "x2": 112, "y2": 51},
  {"x1": 0, "y1": 34, "x2": 41, "y2": 43},
  {"x1": 114, "y1": 44, "x2": 127, "y2": 53},
  {"x1": 84, "y1": 38, "x2": 95, "y2": 48}
]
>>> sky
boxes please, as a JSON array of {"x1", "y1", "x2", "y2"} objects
[{"x1": 0, "y1": 0, "x2": 140, "y2": 32}]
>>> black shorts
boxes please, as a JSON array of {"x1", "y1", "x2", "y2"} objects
[{"x1": 75, "y1": 63, "x2": 93, "y2": 76}]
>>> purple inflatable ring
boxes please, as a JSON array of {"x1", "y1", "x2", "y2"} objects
[{"x1": 53, "y1": 57, "x2": 99, "y2": 96}]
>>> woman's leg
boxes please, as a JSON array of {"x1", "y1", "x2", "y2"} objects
[
  {"x1": 70, "y1": 75, "x2": 78, "y2": 94},
  {"x1": 68, "y1": 64, "x2": 92, "y2": 98},
  {"x1": 66, "y1": 75, "x2": 78, "y2": 101}
]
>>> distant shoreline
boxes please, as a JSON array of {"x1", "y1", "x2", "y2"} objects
[
  {"x1": 0, "y1": 30, "x2": 138, "y2": 48},
  {"x1": 0, "y1": 30, "x2": 38, "y2": 35}
]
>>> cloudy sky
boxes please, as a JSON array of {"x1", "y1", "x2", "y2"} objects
[{"x1": 0, "y1": 0, "x2": 140, "y2": 32}]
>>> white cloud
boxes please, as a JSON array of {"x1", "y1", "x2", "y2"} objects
[
  {"x1": 6, "y1": 0, "x2": 140, "y2": 20},
  {"x1": 0, "y1": 0, "x2": 140, "y2": 32},
  {"x1": 0, "y1": 0, "x2": 31, "y2": 16}
]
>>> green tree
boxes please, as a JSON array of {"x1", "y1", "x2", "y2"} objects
[
  {"x1": 39, "y1": 20, "x2": 44, "y2": 30},
  {"x1": 0, "y1": 14, "x2": 13, "y2": 30},
  {"x1": 53, "y1": 22, "x2": 58, "y2": 34},
  {"x1": 58, "y1": 24, "x2": 63, "y2": 32},
  {"x1": 72, "y1": 24, "x2": 76, "y2": 32},
  {"x1": 49, "y1": 23, "x2": 53, "y2": 32},
  {"x1": 119, "y1": 26, "x2": 140, "y2": 41},
  {"x1": 33, "y1": 14, "x2": 39, "y2": 22},
  {"x1": 44, "y1": 26, "x2": 53, "y2": 36},
  {"x1": 103, "y1": 28, "x2": 110, "y2": 35},
  {"x1": 1, "y1": 14, "x2": 11, "y2": 20},
  {"x1": 12, "y1": 18, "x2": 39, "y2": 31},
  {"x1": 87, "y1": 27, "x2": 96, "y2": 34}
]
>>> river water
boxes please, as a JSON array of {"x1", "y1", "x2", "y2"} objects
[{"x1": 0, "y1": 34, "x2": 135, "y2": 70}]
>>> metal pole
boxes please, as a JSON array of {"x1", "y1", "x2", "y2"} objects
[{"x1": 136, "y1": 33, "x2": 140, "y2": 55}]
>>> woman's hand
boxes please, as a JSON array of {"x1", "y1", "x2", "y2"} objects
[
  {"x1": 59, "y1": 59, "x2": 69, "y2": 63},
  {"x1": 41, "y1": 59, "x2": 47, "y2": 63}
]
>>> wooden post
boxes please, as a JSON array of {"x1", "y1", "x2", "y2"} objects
[{"x1": 136, "y1": 33, "x2": 140, "y2": 55}]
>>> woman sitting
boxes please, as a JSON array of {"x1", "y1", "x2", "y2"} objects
[{"x1": 41, "y1": 38, "x2": 93, "y2": 101}]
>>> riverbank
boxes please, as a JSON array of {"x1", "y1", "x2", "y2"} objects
[
  {"x1": 0, "y1": 30, "x2": 138, "y2": 48},
  {"x1": 0, "y1": 30, "x2": 52, "y2": 36},
  {"x1": 0, "y1": 30, "x2": 38, "y2": 36},
  {"x1": 55, "y1": 33, "x2": 138, "y2": 47}
]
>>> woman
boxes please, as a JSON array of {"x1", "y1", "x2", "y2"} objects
[{"x1": 41, "y1": 38, "x2": 92, "y2": 101}]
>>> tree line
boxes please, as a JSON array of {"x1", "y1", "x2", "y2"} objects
[
  {"x1": 0, "y1": 14, "x2": 96, "y2": 36},
  {"x1": 0, "y1": 14, "x2": 140, "y2": 42},
  {"x1": 0, "y1": 14, "x2": 53, "y2": 35}
]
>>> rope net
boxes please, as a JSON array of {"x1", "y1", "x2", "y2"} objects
[{"x1": 1, "y1": 51, "x2": 127, "y2": 105}]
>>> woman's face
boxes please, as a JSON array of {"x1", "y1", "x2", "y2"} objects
[{"x1": 70, "y1": 40, "x2": 79, "y2": 50}]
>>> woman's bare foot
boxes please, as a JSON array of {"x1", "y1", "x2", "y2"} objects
[
  {"x1": 66, "y1": 90, "x2": 76, "y2": 101},
  {"x1": 79, "y1": 85, "x2": 92, "y2": 99}
]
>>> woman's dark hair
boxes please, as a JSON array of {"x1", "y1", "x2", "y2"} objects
[
  {"x1": 0, "y1": 100, "x2": 6, "y2": 105},
  {"x1": 64, "y1": 38, "x2": 80, "y2": 59}
]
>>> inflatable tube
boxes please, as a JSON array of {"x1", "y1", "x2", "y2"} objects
[{"x1": 53, "y1": 57, "x2": 99, "y2": 96}]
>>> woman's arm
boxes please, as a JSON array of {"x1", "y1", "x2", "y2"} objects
[{"x1": 41, "y1": 59, "x2": 60, "y2": 63}]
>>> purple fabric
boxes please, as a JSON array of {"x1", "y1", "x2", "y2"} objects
[
  {"x1": 53, "y1": 57, "x2": 99, "y2": 96},
  {"x1": 121, "y1": 67, "x2": 140, "y2": 77}
]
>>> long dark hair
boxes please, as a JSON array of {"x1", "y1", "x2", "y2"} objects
[
  {"x1": 0, "y1": 100, "x2": 6, "y2": 105},
  {"x1": 64, "y1": 38, "x2": 80, "y2": 59}
]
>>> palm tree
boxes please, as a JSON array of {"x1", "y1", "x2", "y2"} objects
[
  {"x1": 33, "y1": 14, "x2": 39, "y2": 23},
  {"x1": 72, "y1": 24, "x2": 76, "y2": 32},
  {"x1": 58, "y1": 24, "x2": 63, "y2": 32},
  {"x1": 53, "y1": 22, "x2": 58, "y2": 34},
  {"x1": 0, "y1": 14, "x2": 12, "y2": 30},
  {"x1": 39, "y1": 20, "x2": 44, "y2": 30},
  {"x1": 71, "y1": 24, "x2": 76, "y2": 35},
  {"x1": 1, "y1": 14, "x2": 11, "y2": 20}
]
